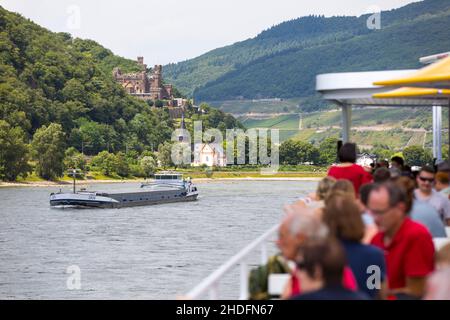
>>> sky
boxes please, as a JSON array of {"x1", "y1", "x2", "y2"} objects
[{"x1": 1, "y1": 0, "x2": 418, "y2": 65}]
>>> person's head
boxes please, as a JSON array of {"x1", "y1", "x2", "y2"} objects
[
  {"x1": 338, "y1": 143, "x2": 357, "y2": 163},
  {"x1": 435, "y1": 171, "x2": 450, "y2": 192},
  {"x1": 437, "y1": 161, "x2": 450, "y2": 174},
  {"x1": 359, "y1": 183, "x2": 374, "y2": 207},
  {"x1": 373, "y1": 167, "x2": 391, "y2": 183},
  {"x1": 327, "y1": 179, "x2": 355, "y2": 200},
  {"x1": 377, "y1": 159, "x2": 389, "y2": 168},
  {"x1": 316, "y1": 177, "x2": 336, "y2": 201},
  {"x1": 323, "y1": 192, "x2": 365, "y2": 242},
  {"x1": 416, "y1": 166, "x2": 436, "y2": 194},
  {"x1": 358, "y1": 183, "x2": 375, "y2": 214},
  {"x1": 391, "y1": 156, "x2": 404, "y2": 170},
  {"x1": 277, "y1": 207, "x2": 328, "y2": 260},
  {"x1": 389, "y1": 167, "x2": 402, "y2": 180},
  {"x1": 367, "y1": 182, "x2": 408, "y2": 235},
  {"x1": 295, "y1": 238, "x2": 347, "y2": 290},
  {"x1": 394, "y1": 176, "x2": 416, "y2": 214}
]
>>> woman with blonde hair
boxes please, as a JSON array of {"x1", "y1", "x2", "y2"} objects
[{"x1": 293, "y1": 176, "x2": 336, "y2": 210}]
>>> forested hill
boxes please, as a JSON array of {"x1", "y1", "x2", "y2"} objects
[
  {"x1": 0, "y1": 6, "x2": 234, "y2": 152},
  {"x1": 163, "y1": 0, "x2": 450, "y2": 102},
  {"x1": 0, "y1": 4, "x2": 174, "y2": 150},
  {"x1": 0, "y1": 6, "x2": 245, "y2": 181}
]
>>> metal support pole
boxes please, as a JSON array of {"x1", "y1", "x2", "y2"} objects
[
  {"x1": 239, "y1": 263, "x2": 248, "y2": 300},
  {"x1": 437, "y1": 106, "x2": 442, "y2": 163},
  {"x1": 433, "y1": 106, "x2": 437, "y2": 159},
  {"x1": 433, "y1": 106, "x2": 443, "y2": 163},
  {"x1": 342, "y1": 104, "x2": 352, "y2": 143}
]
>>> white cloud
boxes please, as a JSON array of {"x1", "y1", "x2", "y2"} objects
[{"x1": 0, "y1": 0, "x2": 418, "y2": 64}]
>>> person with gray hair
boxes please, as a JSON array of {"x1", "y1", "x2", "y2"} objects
[
  {"x1": 277, "y1": 206, "x2": 329, "y2": 299},
  {"x1": 278, "y1": 206, "x2": 329, "y2": 261},
  {"x1": 248, "y1": 207, "x2": 327, "y2": 300}
]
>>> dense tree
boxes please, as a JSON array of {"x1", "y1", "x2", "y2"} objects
[
  {"x1": 115, "y1": 152, "x2": 129, "y2": 177},
  {"x1": 31, "y1": 123, "x2": 66, "y2": 180},
  {"x1": 91, "y1": 151, "x2": 117, "y2": 176},
  {"x1": 318, "y1": 137, "x2": 339, "y2": 165},
  {"x1": 442, "y1": 145, "x2": 449, "y2": 161},
  {"x1": 403, "y1": 146, "x2": 433, "y2": 166},
  {"x1": 71, "y1": 119, "x2": 118, "y2": 155},
  {"x1": 0, "y1": 120, "x2": 31, "y2": 181},
  {"x1": 371, "y1": 144, "x2": 394, "y2": 162},
  {"x1": 140, "y1": 156, "x2": 157, "y2": 177},
  {"x1": 157, "y1": 142, "x2": 173, "y2": 169},
  {"x1": 64, "y1": 147, "x2": 87, "y2": 171},
  {"x1": 280, "y1": 140, "x2": 319, "y2": 165}
]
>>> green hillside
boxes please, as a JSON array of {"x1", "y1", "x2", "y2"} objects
[
  {"x1": 240, "y1": 107, "x2": 449, "y2": 149},
  {"x1": 163, "y1": 0, "x2": 450, "y2": 105},
  {"x1": 0, "y1": 5, "x2": 172, "y2": 149},
  {"x1": 0, "y1": 5, "x2": 243, "y2": 147}
]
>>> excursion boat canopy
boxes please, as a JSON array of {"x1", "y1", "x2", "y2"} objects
[
  {"x1": 373, "y1": 55, "x2": 450, "y2": 89},
  {"x1": 373, "y1": 87, "x2": 450, "y2": 99},
  {"x1": 316, "y1": 69, "x2": 450, "y2": 161},
  {"x1": 316, "y1": 70, "x2": 449, "y2": 107}
]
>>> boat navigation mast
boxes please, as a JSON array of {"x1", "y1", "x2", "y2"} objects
[{"x1": 69, "y1": 169, "x2": 77, "y2": 194}]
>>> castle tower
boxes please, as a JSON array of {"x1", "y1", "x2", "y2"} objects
[
  {"x1": 150, "y1": 65, "x2": 164, "y2": 99},
  {"x1": 137, "y1": 56, "x2": 148, "y2": 72}
]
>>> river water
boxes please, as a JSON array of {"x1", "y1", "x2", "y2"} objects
[{"x1": 0, "y1": 180, "x2": 317, "y2": 299}]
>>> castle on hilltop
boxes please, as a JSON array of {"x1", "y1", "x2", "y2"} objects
[{"x1": 112, "y1": 57, "x2": 174, "y2": 101}]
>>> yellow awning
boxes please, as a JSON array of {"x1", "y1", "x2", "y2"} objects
[
  {"x1": 373, "y1": 56, "x2": 450, "y2": 88},
  {"x1": 373, "y1": 87, "x2": 450, "y2": 99}
]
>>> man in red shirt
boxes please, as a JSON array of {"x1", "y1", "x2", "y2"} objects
[{"x1": 368, "y1": 182, "x2": 435, "y2": 299}]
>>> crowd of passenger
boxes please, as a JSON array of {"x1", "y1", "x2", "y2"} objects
[{"x1": 250, "y1": 142, "x2": 450, "y2": 300}]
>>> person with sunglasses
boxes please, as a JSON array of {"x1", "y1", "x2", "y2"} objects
[{"x1": 414, "y1": 166, "x2": 450, "y2": 226}]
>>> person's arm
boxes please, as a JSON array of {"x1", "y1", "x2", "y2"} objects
[
  {"x1": 387, "y1": 277, "x2": 427, "y2": 298},
  {"x1": 443, "y1": 198, "x2": 450, "y2": 226},
  {"x1": 400, "y1": 232, "x2": 435, "y2": 298},
  {"x1": 292, "y1": 199, "x2": 307, "y2": 208},
  {"x1": 362, "y1": 224, "x2": 378, "y2": 244},
  {"x1": 405, "y1": 277, "x2": 427, "y2": 297},
  {"x1": 280, "y1": 277, "x2": 293, "y2": 300},
  {"x1": 376, "y1": 281, "x2": 388, "y2": 300}
]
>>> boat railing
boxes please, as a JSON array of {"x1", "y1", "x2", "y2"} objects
[{"x1": 184, "y1": 223, "x2": 279, "y2": 300}]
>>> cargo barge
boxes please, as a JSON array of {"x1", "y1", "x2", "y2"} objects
[{"x1": 49, "y1": 172, "x2": 198, "y2": 208}]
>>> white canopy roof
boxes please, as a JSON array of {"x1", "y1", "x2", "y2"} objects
[{"x1": 316, "y1": 70, "x2": 450, "y2": 107}]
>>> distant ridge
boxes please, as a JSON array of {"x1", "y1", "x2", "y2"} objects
[{"x1": 163, "y1": 0, "x2": 450, "y2": 107}]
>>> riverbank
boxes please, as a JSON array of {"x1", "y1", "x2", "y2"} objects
[{"x1": 0, "y1": 172, "x2": 325, "y2": 188}]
